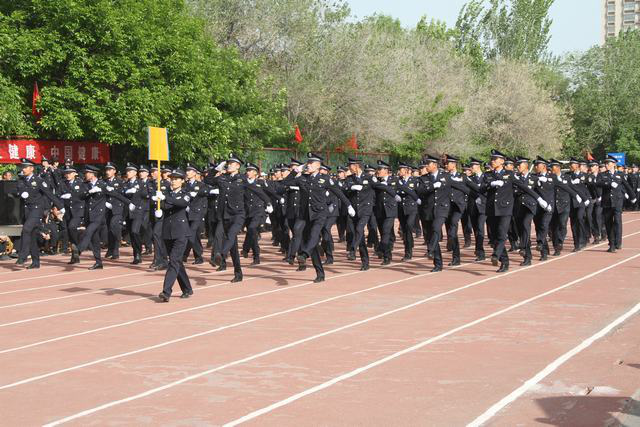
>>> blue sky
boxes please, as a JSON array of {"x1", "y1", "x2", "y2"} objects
[{"x1": 346, "y1": 0, "x2": 600, "y2": 56}]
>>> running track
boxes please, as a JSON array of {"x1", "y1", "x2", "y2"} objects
[{"x1": 1, "y1": 214, "x2": 640, "y2": 426}]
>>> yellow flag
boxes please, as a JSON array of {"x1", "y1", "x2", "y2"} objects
[{"x1": 148, "y1": 126, "x2": 169, "y2": 161}]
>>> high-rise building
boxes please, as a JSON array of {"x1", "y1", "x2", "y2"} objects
[{"x1": 602, "y1": 0, "x2": 640, "y2": 43}]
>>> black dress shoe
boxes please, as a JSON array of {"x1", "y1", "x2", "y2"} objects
[
  {"x1": 216, "y1": 264, "x2": 227, "y2": 272},
  {"x1": 131, "y1": 257, "x2": 142, "y2": 265},
  {"x1": 431, "y1": 266, "x2": 442, "y2": 273},
  {"x1": 520, "y1": 259, "x2": 532, "y2": 266},
  {"x1": 607, "y1": 247, "x2": 616, "y2": 253},
  {"x1": 297, "y1": 253, "x2": 307, "y2": 268},
  {"x1": 475, "y1": 255, "x2": 486, "y2": 262},
  {"x1": 540, "y1": 254, "x2": 548, "y2": 261},
  {"x1": 324, "y1": 258, "x2": 333, "y2": 265},
  {"x1": 242, "y1": 250, "x2": 249, "y2": 258},
  {"x1": 27, "y1": 263, "x2": 40, "y2": 270},
  {"x1": 313, "y1": 276, "x2": 325, "y2": 283},
  {"x1": 68, "y1": 257, "x2": 80, "y2": 265},
  {"x1": 151, "y1": 264, "x2": 167, "y2": 271},
  {"x1": 231, "y1": 275, "x2": 243, "y2": 283},
  {"x1": 381, "y1": 258, "x2": 390, "y2": 266},
  {"x1": 448, "y1": 259, "x2": 461, "y2": 267},
  {"x1": 360, "y1": 264, "x2": 369, "y2": 271},
  {"x1": 143, "y1": 249, "x2": 153, "y2": 255},
  {"x1": 15, "y1": 258, "x2": 25, "y2": 265},
  {"x1": 552, "y1": 250, "x2": 561, "y2": 256},
  {"x1": 192, "y1": 258, "x2": 204, "y2": 265},
  {"x1": 88, "y1": 263, "x2": 103, "y2": 270},
  {"x1": 180, "y1": 292, "x2": 192, "y2": 299},
  {"x1": 401, "y1": 255, "x2": 412, "y2": 262},
  {"x1": 213, "y1": 253, "x2": 223, "y2": 267},
  {"x1": 109, "y1": 255, "x2": 120, "y2": 260},
  {"x1": 250, "y1": 259, "x2": 260, "y2": 266},
  {"x1": 497, "y1": 264, "x2": 509, "y2": 273},
  {"x1": 346, "y1": 252, "x2": 356, "y2": 261},
  {"x1": 158, "y1": 292, "x2": 170, "y2": 302}
]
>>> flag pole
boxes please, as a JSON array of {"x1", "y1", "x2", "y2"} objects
[{"x1": 157, "y1": 159, "x2": 161, "y2": 211}]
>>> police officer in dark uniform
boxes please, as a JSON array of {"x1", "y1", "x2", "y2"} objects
[
  {"x1": 291, "y1": 153, "x2": 354, "y2": 282},
  {"x1": 283, "y1": 158, "x2": 303, "y2": 264},
  {"x1": 444, "y1": 155, "x2": 470, "y2": 266},
  {"x1": 466, "y1": 150, "x2": 548, "y2": 272},
  {"x1": 205, "y1": 162, "x2": 224, "y2": 266},
  {"x1": 597, "y1": 155, "x2": 636, "y2": 252},
  {"x1": 513, "y1": 156, "x2": 542, "y2": 266},
  {"x1": 396, "y1": 162, "x2": 420, "y2": 261},
  {"x1": 343, "y1": 157, "x2": 375, "y2": 270},
  {"x1": 467, "y1": 157, "x2": 487, "y2": 261},
  {"x1": 156, "y1": 169, "x2": 193, "y2": 302},
  {"x1": 371, "y1": 160, "x2": 400, "y2": 265},
  {"x1": 319, "y1": 163, "x2": 340, "y2": 265},
  {"x1": 122, "y1": 163, "x2": 148, "y2": 264},
  {"x1": 138, "y1": 165, "x2": 154, "y2": 255},
  {"x1": 148, "y1": 166, "x2": 170, "y2": 270},
  {"x1": 587, "y1": 160, "x2": 603, "y2": 244},
  {"x1": 567, "y1": 158, "x2": 591, "y2": 252},
  {"x1": 57, "y1": 164, "x2": 86, "y2": 264},
  {"x1": 103, "y1": 162, "x2": 128, "y2": 260},
  {"x1": 76, "y1": 165, "x2": 107, "y2": 270},
  {"x1": 241, "y1": 162, "x2": 274, "y2": 265},
  {"x1": 548, "y1": 158, "x2": 582, "y2": 256},
  {"x1": 207, "y1": 153, "x2": 272, "y2": 282},
  {"x1": 15, "y1": 158, "x2": 64, "y2": 269},
  {"x1": 183, "y1": 164, "x2": 208, "y2": 264}
]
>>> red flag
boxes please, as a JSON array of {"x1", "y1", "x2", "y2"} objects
[
  {"x1": 32, "y1": 82, "x2": 41, "y2": 119},
  {"x1": 294, "y1": 125, "x2": 303, "y2": 143},
  {"x1": 586, "y1": 152, "x2": 594, "y2": 161},
  {"x1": 346, "y1": 133, "x2": 358, "y2": 150}
]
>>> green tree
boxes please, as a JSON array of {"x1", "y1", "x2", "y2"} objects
[{"x1": 0, "y1": 0, "x2": 289, "y2": 163}]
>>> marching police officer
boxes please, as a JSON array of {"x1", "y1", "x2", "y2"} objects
[
  {"x1": 241, "y1": 162, "x2": 274, "y2": 265},
  {"x1": 58, "y1": 163, "x2": 86, "y2": 264},
  {"x1": 396, "y1": 162, "x2": 420, "y2": 261},
  {"x1": 76, "y1": 165, "x2": 107, "y2": 269},
  {"x1": 122, "y1": 163, "x2": 148, "y2": 264},
  {"x1": 343, "y1": 157, "x2": 375, "y2": 270},
  {"x1": 103, "y1": 162, "x2": 129, "y2": 260},
  {"x1": 183, "y1": 164, "x2": 208, "y2": 265}
]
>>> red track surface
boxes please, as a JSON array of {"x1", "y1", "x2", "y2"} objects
[{"x1": 1, "y1": 214, "x2": 640, "y2": 426}]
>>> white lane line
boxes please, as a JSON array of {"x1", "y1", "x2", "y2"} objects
[
  {"x1": 0, "y1": 261, "x2": 279, "y2": 308},
  {"x1": 221, "y1": 252, "x2": 640, "y2": 427},
  {"x1": 41, "y1": 251, "x2": 640, "y2": 426},
  {"x1": 467, "y1": 305, "x2": 640, "y2": 426},
  {"x1": 0, "y1": 268, "x2": 100, "y2": 284},
  {"x1": 0, "y1": 260, "x2": 480, "y2": 389}
]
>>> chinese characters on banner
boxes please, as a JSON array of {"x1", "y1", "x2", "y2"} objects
[{"x1": 0, "y1": 139, "x2": 110, "y2": 164}]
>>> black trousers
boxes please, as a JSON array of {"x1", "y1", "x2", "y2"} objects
[
  {"x1": 603, "y1": 207, "x2": 623, "y2": 249},
  {"x1": 516, "y1": 208, "x2": 535, "y2": 261},
  {"x1": 375, "y1": 215, "x2": 395, "y2": 260},
  {"x1": 152, "y1": 218, "x2": 167, "y2": 265},
  {"x1": 106, "y1": 211, "x2": 123, "y2": 257},
  {"x1": 18, "y1": 216, "x2": 42, "y2": 265},
  {"x1": 162, "y1": 237, "x2": 192, "y2": 296},
  {"x1": 287, "y1": 217, "x2": 303, "y2": 260},
  {"x1": 207, "y1": 218, "x2": 223, "y2": 260},
  {"x1": 321, "y1": 216, "x2": 338, "y2": 262},
  {"x1": 336, "y1": 214, "x2": 347, "y2": 241},
  {"x1": 349, "y1": 214, "x2": 370, "y2": 265},
  {"x1": 64, "y1": 214, "x2": 82, "y2": 247},
  {"x1": 470, "y1": 210, "x2": 487, "y2": 257},
  {"x1": 242, "y1": 215, "x2": 265, "y2": 260},
  {"x1": 570, "y1": 206, "x2": 587, "y2": 249},
  {"x1": 446, "y1": 206, "x2": 464, "y2": 262},
  {"x1": 78, "y1": 219, "x2": 105, "y2": 263},
  {"x1": 488, "y1": 215, "x2": 511, "y2": 266},
  {"x1": 399, "y1": 212, "x2": 417, "y2": 257},
  {"x1": 184, "y1": 218, "x2": 204, "y2": 261},
  {"x1": 128, "y1": 212, "x2": 144, "y2": 258},
  {"x1": 367, "y1": 215, "x2": 379, "y2": 248},
  {"x1": 534, "y1": 210, "x2": 553, "y2": 258},
  {"x1": 427, "y1": 215, "x2": 447, "y2": 268},
  {"x1": 299, "y1": 216, "x2": 326, "y2": 279},
  {"x1": 221, "y1": 215, "x2": 245, "y2": 274},
  {"x1": 551, "y1": 210, "x2": 570, "y2": 250},
  {"x1": 592, "y1": 205, "x2": 604, "y2": 240}
]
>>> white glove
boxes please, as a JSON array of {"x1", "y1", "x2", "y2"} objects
[
  {"x1": 125, "y1": 187, "x2": 137, "y2": 194},
  {"x1": 155, "y1": 191, "x2": 166, "y2": 201},
  {"x1": 89, "y1": 186, "x2": 101, "y2": 194},
  {"x1": 154, "y1": 209, "x2": 163, "y2": 218},
  {"x1": 209, "y1": 188, "x2": 219, "y2": 195},
  {"x1": 624, "y1": 192, "x2": 629, "y2": 200},
  {"x1": 106, "y1": 186, "x2": 114, "y2": 192},
  {"x1": 350, "y1": 185, "x2": 363, "y2": 191},
  {"x1": 105, "y1": 202, "x2": 112, "y2": 209},
  {"x1": 20, "y1": 191, "x2": 29, "y2": 199},
  {"x1": 632, "y1": 198, "x2": 637, "y2": 204},
  {"x1": 537, "y1": 197, "x2": 549, "y2": 210},
  {"x1": 280, "y1": 197, "x2": 285, "y2": 204},
  {"x1": 371, "y1": 177, "x2": 378, "y2": 182},
  {"x1": 189, "y1": 191, "x2": 197, "y2": 198},
  {"x1": 265, "y1": 204, "x2": 274, "y2": 214},
  {"x1": 490, "y1": 180, "x2": 504, "y2": 188},
  {"x1": 289, "y1": 186, "x2": 300, "y2": 191},
  {"x1": 597, "y1": 197, "x2": 602, "y2": 203},
  {"x1": 348, "y1": 205, "x2": 356, "y2": 217},
  {"x1": 538, "y1": 176, "x2": 548, "y2": 183},
  {"x1": 611, "y1": 182, "x2": 619, "y2": 189},
  {"x1": 585, "y1": 199, "x2": 590, "y2": 207},
  {"x1": 575, "y1": 195, "x2": 583, "y2": 204},
  {"x1": 129, "y1": 203, "x2": 136, "y2": 211},
  {"x1": 571, "y1": 179, "x2": 580, "y2": 185},
  {"x1": 328, "y1": 205, "x2": 334, "y2": 214},
  {"x1": 215, "y1": 161, "x2": 226, "y2": 172},
  {"x1": 475, "y1": 197, "x2": 482, "y2": 205},
  {"x1": 545, "y1": 204, "x2": 552, "y2": 213},
  {"x1": 60, "y1": 193, "x2": 72, "y2": 200},
  {"x1": 59, "y1": 208, "x2": 65, "y2": 215},
  {"x1": 417, "y1": 199, "x2": 422, "y2": 205},
  {"x1": 394, "y1": 195, "x2": 402, "y2": 202},
  {"x1": 433, "y1": 182, "x2": 442, "y2": 189}
]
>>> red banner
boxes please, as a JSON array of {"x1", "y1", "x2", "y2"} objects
[{"x1": 0, "y1": 139, "x2": 110, "y2": 164}]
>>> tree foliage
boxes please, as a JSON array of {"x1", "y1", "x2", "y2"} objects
[{"x1": 0, "y1": 0, "x2": 289, "y2": 163}]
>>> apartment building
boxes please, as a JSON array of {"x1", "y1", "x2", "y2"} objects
[{"x1": 602, "y1": 0, "x2": 640, "y2": 43}]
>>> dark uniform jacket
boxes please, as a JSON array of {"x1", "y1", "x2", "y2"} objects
[
  {"x1": 286, "y1": 172, "x2": 350, "y2": 221},
  {"x1": 514, "y1": 172, "x2": 539, "y2": 214},
  {"x1": 418, "y1": 171, "x2": 457, "y2": 221},
  {"x1": 184, "y1": 178, "x2": 209, "y2": 221},
  {"x1": 396, "y1": 176, "x2": 420, "y2": 216},
  {"x1": 160, "y1": 189, "x2": 193, "y2": 240},
  {"x1": 58, "y1": 178, "x2": 86, "y2": 220},
  {"x1": 596, "y1": 170, "x2": 635, "y2": 211},
  {"x1": 104, "y1": 177, "x2": 129, "y2": 215},
  {"x1": 568, "y1": 171, "x2": 590, "y2": 208},
  {"x1": 205, "y1": 172, "x2": 270, "y2": 220},
  {"x1": 448, "y1": 171, "x2": 470, "y2": 212},
  {"x1": 16, "y1": 174, "x2": 62, "y2": 220},
  {"x1": 122, "y1": 178, "x2": 149, "y2": 218},
  {"x1": 343, "y1": 173, "x2": 376, "y2": 217},
  {"x1": 81, "y1": 179, "x2": 107, "y2": 223},
  {"x1": 467, "y1": 173, "x2": 487, "y2": 215},
  {"x1": 467, "y1": 169, "x2": 539, "y2": 217},
  {"x1": 371, "y1": 176, "x2": 399, "y2": 219}
]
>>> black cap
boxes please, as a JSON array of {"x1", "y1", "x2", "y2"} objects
[
  {"x1": 515, "y1": 156, "x2": 530, "y2": 164},
  {"x1": 337, "y1": 166, "x2": 347, "y2": 172},
  {"x1": 104, "y1": 162, "x2": 117, "y2": 170},
  {"x1": 307, "y1": 152, "x2": 323, "y2": 162},
  {"x1": 588, "y1": 160, "x2": 599, "y2": 167},
  {"x1": 490, "y1": 149, "x2": 506, "y2": 159},
  {"x1": 125, "y1": 162, "x2": 138, "y2": 172},
  {"x1": 364, "y1": 164, "x2": 375, "y2": 172},
  {"x1": 422, "y1": 154, "x2": 439, "y2": 165},
  {"x1": 398, "y1": 161, "x2": 412, "y2": 169},
  {"x1": 505, "y1": 157, "x2": 515, "y2": 165},
  {"x1": 376, "y1": 159, "x2": 390, "y2": 169},
  {"x1": 320, "y1": 163, "x2": 331, "y2": 171},
  {"x1": 83, "y1": 164, "x2": 100, "y2": 174},
  {"x1": 469, "y1": 157, "x2": 482, "y2": 166},
  {"x1": 289, "y1": 158, "x2": 302, "y2": 167},
  {"x1": 604, "y1": 155, "x2": 618, "y2": 164},
  {"x1": 347, "y1": 157, "x2": 362, "y2": 165},
  {"x1": 445, "y1": 154, "x2": 459, "y2": 163},
  {"x1": 19, "y1": 158, "x2": 36, "y2": 167},
  {"x1": 185, "y1": 163, "x2": 200, "y2": 173},
  {"x1": 228, "y1": 153, "x2": 244, "y2": 165},
  {"x1": 138, "y1": 164, "x2": 149, "y2": 173},
  {"x1": 534, "y1": 156, "x2": 548, "y2": 166},
  {"x1": 462, "y1": 163, "x2": 471, "y2": 170},
  {"x1": 548, "y1": 158, "x2": 562, "y2": 167},
  {"x1": 63, "y1": 164, "x2": 77, "y2": 173},
  {"x1": 169, "y1": 168, "x2": 185, "y2": 179},
  {"x1": 245, "y1": 162, "x2": 259, "y2": 172},
  {"x1": 161, "y1": 166, "x2": 172, "y2": 173},
  {"x1": 41, "y1": 156, "x2": 50, "y2": 163},
  {"x1": 569, "y1": 157, "x2": 580, "y2": 164}
]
